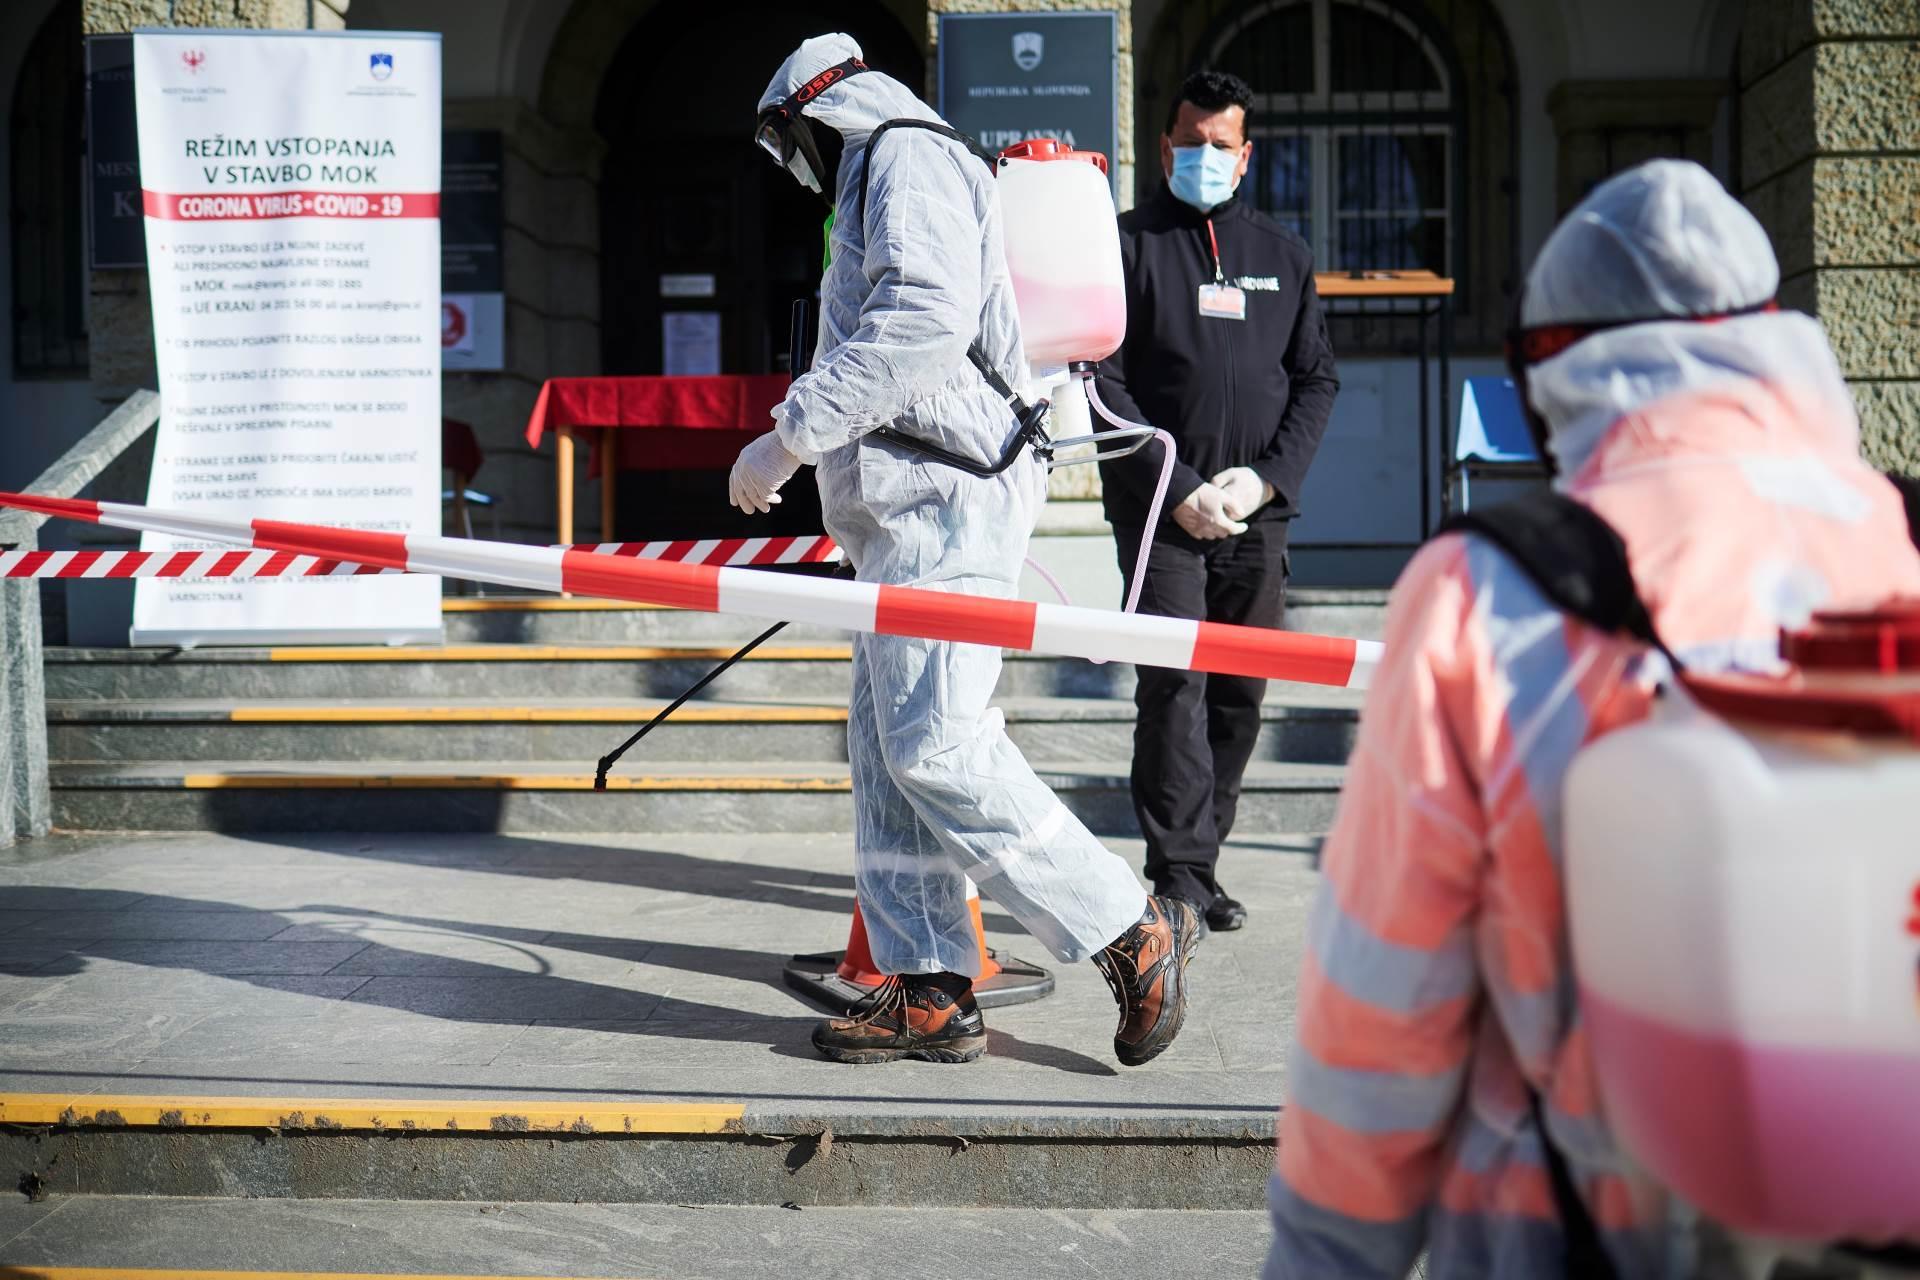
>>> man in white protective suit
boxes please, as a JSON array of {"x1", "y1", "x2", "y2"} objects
[{"x1": 731, "y1": 33, "x2": 1201, "y2": 1068}]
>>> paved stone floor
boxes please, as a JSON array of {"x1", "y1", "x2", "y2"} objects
[{"x1": 0, "y1": 829, "x2": 1320, "y2": 1123}]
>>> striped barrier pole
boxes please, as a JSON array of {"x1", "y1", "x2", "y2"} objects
[
  {"x1": 0, "y1": 490, "x2": 1381, "y2": 689},
  {"x1": 0, "y1": 537, "x2": 840, "y2": 579}
]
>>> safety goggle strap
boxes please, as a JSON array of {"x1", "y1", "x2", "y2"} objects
[
  {"x1": 1508, "y1": 299, "x2": 1780, "y2": 367},
  {"x1": 764, "y1": 56, "x2": 868, "y2": 131}
]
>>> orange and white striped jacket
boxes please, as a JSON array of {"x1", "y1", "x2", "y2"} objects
[{"x1": 1268, "y1": 313, "x2": 1920, "y2": 1279}]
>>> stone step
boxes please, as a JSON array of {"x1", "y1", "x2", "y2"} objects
[
  {"x1": 48, "y1": 758, "x2": 1346, "y2": 834},
  {"x1": 0, "y1": 1194, "x2": 1271, "y2": 1275},
  {"x1": 46, "y1": 692, "x2": 1362, "y2": 766},
  {"x1": 44, "y1": 642, "x2": 1355, "y2": 702},
  {"x1": 437, "y1": 589, "x2": 1389, "y2": 645}
]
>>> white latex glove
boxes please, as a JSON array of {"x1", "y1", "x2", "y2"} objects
[
  {"x1": 1211, "y1": 467, "x2": 1274, "y2": 521},
  {"x1": 1171, "y1": 482, "x2": 1249, "y2": 540},
  {"x1": 728, "y1": 431, "x2": 802, "y2": 515}
]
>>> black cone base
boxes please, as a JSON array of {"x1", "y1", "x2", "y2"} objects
[{"x1": 782, "y1": 948, "x2": 1054, "y2": 1015}]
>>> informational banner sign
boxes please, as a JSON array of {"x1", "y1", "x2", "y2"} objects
[
  {"x1": 85, "y1": 35, "x2": 145, "y2": 269},
  {"x1": 131, "y1": 28, "x2": 443, "y2": 646},
  {"x1": 441, "y1": 128, "x2": 503, "y2": 371},
  {"x1": 937, "y1": 12, "x2": 1118, "y2": 189}
]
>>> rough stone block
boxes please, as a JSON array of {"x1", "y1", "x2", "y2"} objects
[
  {"x1": 1744, "y1": 42, "x2": 1920, "y2": 185},
  {"x1": 1803, "y1": 268, "x2": 1920, "y2": 379},
  {"x1": 1852, "y1": 381, "x2": 1920, "y2": 473},
  {"x1": 504, "y1": 153, "x2": 600, "y2": 252},
  {"x1": 1749, "y1": 156, "x2": 1920, "y2": 280},
  {"x1": 1743, "y1": 0, "x2": 1920, "y2": 86}
]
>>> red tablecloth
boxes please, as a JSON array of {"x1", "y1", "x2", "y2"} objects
[{"x1": 524, "y1": 375, "x2": 792, "y2": 475}]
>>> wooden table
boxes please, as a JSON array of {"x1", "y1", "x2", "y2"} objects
[
  {"x1": 523, "y1": 374, "x2": 792, "y2": 546},
  {"x1": 1313, "y1": 270, "x2": 1456, "y2": 536}
]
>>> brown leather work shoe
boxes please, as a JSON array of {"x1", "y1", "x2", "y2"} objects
[
  {"x1": 1092, "y1": 896, "x2": 1200, "y2": 1067},
  {"x1": 811, "y1": 973, "x2": 988, "y2": 1065}
]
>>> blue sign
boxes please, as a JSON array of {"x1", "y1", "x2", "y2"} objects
[{"x1": 937, "y1": 12, "x2": 1118, "y2": 189}]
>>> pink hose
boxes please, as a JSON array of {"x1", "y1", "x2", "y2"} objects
[{"x1": 1082, "y1": 375, "x2": 1176, "y2": 617}]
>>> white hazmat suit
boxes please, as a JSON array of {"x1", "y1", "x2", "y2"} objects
[{"x1": 748, "y1": 34, "x2": 1149, "y2": 977}]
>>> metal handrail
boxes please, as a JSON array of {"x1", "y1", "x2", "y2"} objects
[{"x1": 1, "y1": 389, "x2": 162, "y2": 848}]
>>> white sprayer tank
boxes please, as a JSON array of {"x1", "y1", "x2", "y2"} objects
[
  {"x1": 994, "y1": 138, "x2": 1126, "y2": 420},
  {"x1": 1565, "y1": 600, "x2": 1920, "y2": 1245}
]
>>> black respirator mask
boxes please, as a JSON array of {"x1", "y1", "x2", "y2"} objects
[
  {"x1": 1504, "y1": 288, "x2": 1780, "y2": 478},
  {"x1": 755, "y1": 56, "x2": 866, "y2": 199}
]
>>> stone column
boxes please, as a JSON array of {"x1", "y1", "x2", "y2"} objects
[
  {"x1": 1742, "y1": 1, "x2": 1920, "y2": 474},
  {"x1": 1546, "y1": 79, "x2": 1727, "y2": 216},
  {"x1": 82, "y1": 0, "x2": 350, "y2": 405}
]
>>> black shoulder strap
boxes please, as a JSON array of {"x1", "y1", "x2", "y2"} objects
[
  {"x1": 854, "y1": 118, "x2": 996, "y2": 223},
  {"x1": 1886, "y1": 472, "x2": 1920, "y2": 550},
  {"x1": 1438, "y1": 493, "x2": 1678, "y2": 669}
]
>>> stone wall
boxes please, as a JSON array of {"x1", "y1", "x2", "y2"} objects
[{"x1": 1741, "y1": 0, "x2": 1920, "y2": 474}]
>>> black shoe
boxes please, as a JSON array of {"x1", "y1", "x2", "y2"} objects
[
  {"x1": 1092, "y1": 896, "x2": 1201, "y2": 1067},
  {"x1": 1205, "y1": 895, "x2": 1247, "y2": 933},
  {"x1": 811, "y1": 973, "x2": 988, "y2": 1065}
]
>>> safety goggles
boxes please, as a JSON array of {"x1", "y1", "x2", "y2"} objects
[
  {"x1": 754, "y1": 56, "x2": 867, "y2": 167},
  {"x1": 1506, "y1": 298, "x2": 1780, "y2": 369}
]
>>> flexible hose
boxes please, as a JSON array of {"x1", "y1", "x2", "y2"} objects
[
  {"x1": 1022, "y1": 555, "x2": 1073, "y2": 605},
  {"x1": 1082, "y1": 374, "x2": 1176, "y2": 617}
]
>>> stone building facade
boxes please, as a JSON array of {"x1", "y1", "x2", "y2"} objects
[{"x1": 3, "y1": 0, "x2": 1915, "y2": 557}]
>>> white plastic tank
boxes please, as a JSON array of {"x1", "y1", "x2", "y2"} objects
[
  {"x1": 1565, "y1": 600, "x2": 1920, "y2": 1245},
  {"x1": 994, "y1": 139, "x2": 1126, "y2": 369}
]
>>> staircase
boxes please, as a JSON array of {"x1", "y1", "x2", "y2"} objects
[{"x1": 45, "y1": 589, "x2": 1382, "y2": 836}]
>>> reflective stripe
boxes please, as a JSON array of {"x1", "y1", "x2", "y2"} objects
[
  {"x1": 1287, "y1": 1041, "x2": 1468, "y2": 1135},
  {"x1": 1307, "y1": 889, "x2": 1477, "y2": 1016}
]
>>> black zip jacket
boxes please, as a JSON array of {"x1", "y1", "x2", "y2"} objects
[{"x1": 1095, "y1": 184, "x2": 1339, "y2": 529}]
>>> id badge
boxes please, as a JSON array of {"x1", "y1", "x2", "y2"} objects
[{"x1": 1198, "y1": 283, "x2": 1247, "y2": 321}]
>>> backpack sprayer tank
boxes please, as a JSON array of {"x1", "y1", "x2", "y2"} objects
[
  {"x1": 992, "y1": 138, "x2": 1171, "y2": 615},
  {"x1": 994, "y1": 137, "x2": 1126, "y2": 440},
  {"x1": 1566, "y1": 600, "x2": 1920, "y2": 1250}
]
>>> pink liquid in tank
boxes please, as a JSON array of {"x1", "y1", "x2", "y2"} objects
[
  {"x1": 1583, "y1": 990, "x2": 1920, "y2": 1241},
  {"x1": 1008, "y1": 276, "x2": 1125, "y2": 366}
]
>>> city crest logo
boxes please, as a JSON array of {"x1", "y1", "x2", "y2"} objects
[
  {"x1": 181, "y1": 48, "x2": 206, "y2": 74},
  {"x1": 1012, "y1": 31, "x2": 1043, "y2": 72},
  {"x1": 370, "y1": 52, "x2": 394, "y2": 81}
]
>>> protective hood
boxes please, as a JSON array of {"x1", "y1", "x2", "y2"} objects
[
  {"x1": 757, "y1": 33, "x2": 939, "y2": 160},
  {"x1": 1521, "y1": 159, "x2": 1855, "y2": 478}
]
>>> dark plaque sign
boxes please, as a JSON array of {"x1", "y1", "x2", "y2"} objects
[
  {"x1": 441, "y1": 129, "x2": 503, "y2": 295},
  {"x1": 936, "y1": 12, "x2": 1118, "y2": 189},
  {"x1": 85, "y1": 34, "x2": 144, "y2": 269}
]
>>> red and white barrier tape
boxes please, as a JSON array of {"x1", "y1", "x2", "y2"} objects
[
  {"x1": 562, "y1": 535, "x2": 840, "y2": 566},
  {"x1": 0, "y1": 547, "x2": 400, "y2": 579},
  {"x1": 0, "y1": 491, "x2": 1381, "y2": 689}
]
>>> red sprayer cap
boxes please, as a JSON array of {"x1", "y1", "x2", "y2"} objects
[
  {"x1": 1681, "y1": 598, "x2": 1920, "y2": 743},
  {"x1": 997, "y1": 138, "x2": 1109, "y2": 175}
]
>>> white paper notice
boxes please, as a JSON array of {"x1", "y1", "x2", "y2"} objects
[
  {"x1": 662, "y1": 311, "x2": 721, "y2": 377},
  {"x1": 131, "y1": 29, "x2": 443, "y2": 646}
]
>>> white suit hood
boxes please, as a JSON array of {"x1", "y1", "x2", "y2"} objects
[
  {"x1": 1522, "y1": 159, "x2": 1856, "y2": 477},
  {"x1": 756, "y1": 33, "x2": 937, "y2": 146}
]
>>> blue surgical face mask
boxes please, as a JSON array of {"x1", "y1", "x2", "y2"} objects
[{"x1": 1168, "y1": 144, "x2": 1242, "y2": 212}]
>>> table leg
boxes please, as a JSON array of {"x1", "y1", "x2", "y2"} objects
[
  {"x1": 601, "y1": 428, "x2": 618, "y2": 544},
  {"x1": 556, "y1": 427, "x2": 575, "y2": 598},
  {"x1": 556, "y1": 427, "x2": 576, "y2": 549}
]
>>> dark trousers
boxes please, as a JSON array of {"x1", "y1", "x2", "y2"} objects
[{"x1": 1113, "y1": 520, "x2": 1290, "y2": 904}]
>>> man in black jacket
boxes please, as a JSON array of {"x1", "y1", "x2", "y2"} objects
[{"x1": 1095, "y1": 69, "x2": 1338, "y2": 933}]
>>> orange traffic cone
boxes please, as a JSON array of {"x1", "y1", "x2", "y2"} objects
[
  {"x1": 783, "y1": 878, "x2": 1054, "y2": 1013},
  {"x1": 835, "y1": 886, "x2": 1003, "y2": 987}
]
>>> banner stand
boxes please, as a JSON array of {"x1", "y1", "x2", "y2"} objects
[{"x1": 130, "y1": 27, "x2": 444, "y2": 647}]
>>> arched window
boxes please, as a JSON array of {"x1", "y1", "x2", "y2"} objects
[
  {"x1": 1211, "y1": 0, "x2": 1455, "y2": 277},
  {"x1": 10, "y1": 0, "x2": 87, "y2": 375}
]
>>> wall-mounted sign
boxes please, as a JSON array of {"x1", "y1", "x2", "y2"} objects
[
  {"x1": 441, "y1": 128, "x2": 503, "y2": 371},
  {"x1": 84, "y1": 35, "x2": 145, "y2": 269},
  {"x1": 936, "y1": 11, "x2": 1118, "y2": 189}
]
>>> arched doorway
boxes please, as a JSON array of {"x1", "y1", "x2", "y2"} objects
[
  {"x1": 586, "y1": 0, "x2": 923, "y2": 538},
  {"x1": 594, "y1": 2, "x2": 922, "y2": 379}
]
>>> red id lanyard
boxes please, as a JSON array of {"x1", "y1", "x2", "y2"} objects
[{"x1": 1206, "y1": 218, "x2": 1225, "y2": 284}]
